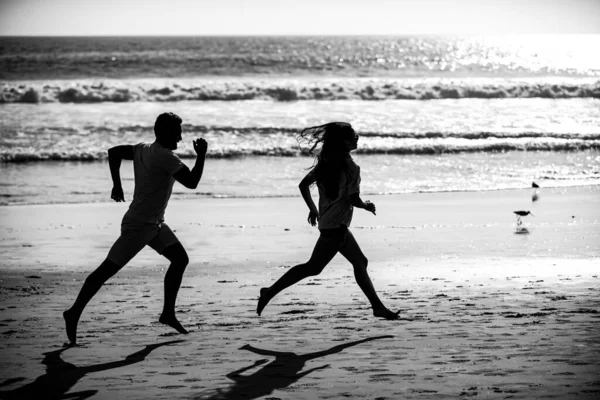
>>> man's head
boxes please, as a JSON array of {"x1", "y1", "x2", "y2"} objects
[{"x1": 154, "y1": 112, "x2": 183, "y2": 150}]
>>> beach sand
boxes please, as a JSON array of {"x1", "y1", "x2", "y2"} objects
[{"x1": 1, "y1": 186, "x2": 599, "y2": 399}]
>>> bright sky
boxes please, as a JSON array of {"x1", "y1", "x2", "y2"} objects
[{"x1": 1, "y1": 0, "x2": 599, "y2": 36}]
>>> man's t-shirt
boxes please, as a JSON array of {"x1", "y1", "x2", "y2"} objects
[
  {"x1": 123, "y1": 142, "x2": 184, "y2": 225},
  {"x1": 311, "y1": 156, "x2": 361, "y2": 230}
]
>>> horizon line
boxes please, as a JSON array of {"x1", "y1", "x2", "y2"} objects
[{"x1": 2, "y1": 32, "x2": 599, "y2": 38}]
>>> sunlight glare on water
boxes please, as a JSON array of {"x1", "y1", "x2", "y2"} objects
[{"x1": 465, "y1": 35, "x2": 600, "y2": 75}]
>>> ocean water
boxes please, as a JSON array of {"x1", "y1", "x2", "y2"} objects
[{"x1": 1, "y1": 35, "x2": 599, "y2": 205}]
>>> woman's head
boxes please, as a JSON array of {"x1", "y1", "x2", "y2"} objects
[
  {"x1": 299, "y1": 122, "x2": 358, "y2": 156},
  {"x1": 299, "y1": 122, "x2": 358, "y2": 199}
]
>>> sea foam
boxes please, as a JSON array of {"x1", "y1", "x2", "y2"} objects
[
  {"x1": 1, "y1": 77, "x2": 599, "y2": 104},
  {"x1": 2, "y1": 133, "x2": 599, "y2": 162}
]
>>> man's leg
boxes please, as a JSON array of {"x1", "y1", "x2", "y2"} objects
[
  {"x1": 64, "y1": 224, "x2": 150, "y2": 345},
  {"x1": 158, "y1": 242, "x2": 189, "y2": 334},
  {"x1": 257, "y1": 231, "x2": 341, "y2": 316},
  {"x1": 339, "y1": 230, "x2": 399, "y2": 320},
  {"x1": 63, "y1": 258, "x2": 123, "y2": 344}
]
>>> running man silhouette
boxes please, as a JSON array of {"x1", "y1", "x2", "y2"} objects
[
  {"x1": 63, "y1": 112, "x2": 207, "y2": 345},
  {"x1": 256, "y1": 122, "x2": 399, "y2": 320}
]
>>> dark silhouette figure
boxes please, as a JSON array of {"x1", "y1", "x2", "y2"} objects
[
  {"x1": 257, "y1": 122, "x2": 399, "y2": 320},
  {"x1": 0, "y1": 340, "x2": 184, "y2": 400},
  {"x1": 202, "y1": 335, "x2": 393, "y2": 400},
  {"x1": 64, "y1": 112, "x2": 208, "y2": 344}
]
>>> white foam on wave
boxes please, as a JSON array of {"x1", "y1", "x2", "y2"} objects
[
  {"x1": 1, "y1": 77, "x2": 599, "y2": 103},
  {"x1": 2, "y1": 135, "x2": 599, "y2": 162}
]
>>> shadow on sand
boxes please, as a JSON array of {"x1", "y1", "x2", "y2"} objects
[
  {"x1": 201, "y1": 335, "x2": 394, "y2": 400},
  {"x1": 0, "y1": 340, "x2": 184, "y2": 400}
]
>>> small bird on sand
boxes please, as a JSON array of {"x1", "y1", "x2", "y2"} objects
[
  {"x1": 514, "y1": 210, "x2": 534, "y2": 217},
  {"x1": 514, "y1": 210, "x2": 534, "y2": 225},
  {"x1": 532, "y1": 182, "x2": 540, "y2": 202}
]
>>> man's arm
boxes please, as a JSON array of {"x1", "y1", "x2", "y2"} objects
[
  {"x1": 173, "y1": 138, "x2": 207, "y2": 189},
  {"x1": 299, "y1": 173, "x2": 319, "y2": 226},
  {"x1": 107, "y1": 145, "x2": 134, "y2": 202}
]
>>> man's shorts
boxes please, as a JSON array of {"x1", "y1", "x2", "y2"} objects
[{"x1": 106, "y1": 221, "x2": 180, "y2": 267}]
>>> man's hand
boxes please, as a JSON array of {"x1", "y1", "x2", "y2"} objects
[
  {"x1": 307, "y1": 210, "x2": 318, "y2": 226},
  {"x1": 364, "y1": 200, "x2": 376, "y2": 215},
  {"x1": 111, "y1": 186, "x2": 125, "y2": 202},
  {"x1": 193, "y1": 138, "x2": 207, "y2": 156}
]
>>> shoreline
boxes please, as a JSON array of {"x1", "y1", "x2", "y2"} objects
[
  {"x1": 2, "y1": 181, "x2": 600, "y2": 200},
  {"x1": 1, "y1": 186, "x2": 598, "y2": 271},
  {"x1": 1, "y1": 158, "x2": 599, "y2": 205}
]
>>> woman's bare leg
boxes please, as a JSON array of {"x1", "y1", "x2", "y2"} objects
[
  {"x1": 339, "y1": 230, "x2": 399, "y2": 320},
  {"x1": 257, "y1": 233, "x2": 340, "y2": 315}
]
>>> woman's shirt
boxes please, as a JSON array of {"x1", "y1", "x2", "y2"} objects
[{"x1": 309, "y1": 156, "x2": 361, "y2": 230}]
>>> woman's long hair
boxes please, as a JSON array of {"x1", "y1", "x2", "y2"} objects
[{"x1": 298, "y1": 122, "x2": 355, "y2": 199}]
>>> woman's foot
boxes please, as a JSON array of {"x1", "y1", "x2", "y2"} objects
[
  {"x1": 373, "y1": 307, "x2": 400, "y2": 320},
  {"x1": 63, "y1": 309, "x2": 80, "y2": 345},
  {"x1": 159, "y1": 313, "x2": 189, "y2": 334},
  {"x1": 256, "y1": 288, "x2": 272, "y2": 316}
]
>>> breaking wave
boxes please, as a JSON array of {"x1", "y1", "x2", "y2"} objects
[
  {"x1": 2, "y1": 77, "x2": 599, "y2": 104},
  {"x1": 2, "y1": 126, "x2": 599, "y2": 162}
]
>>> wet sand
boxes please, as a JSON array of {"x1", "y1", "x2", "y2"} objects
[{"x1": 1, "y1": 187, "x2": 599, "y2": 399}]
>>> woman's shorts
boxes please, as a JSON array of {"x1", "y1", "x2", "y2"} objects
[{"x1": 318, "y1": 225, "x2": 349, "y2": 247}]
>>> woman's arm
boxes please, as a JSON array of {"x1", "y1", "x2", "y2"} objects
[
  {"x1": 299, "y1": 173, "x2": 319, "y2": 225},
  {"x1": 348, "y1": 193, "x2": 376, "y2": 215}
]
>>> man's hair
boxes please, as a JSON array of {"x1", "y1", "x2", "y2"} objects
[{"x1": 154, "y1": 112, "x2": 182, "y2": 139}]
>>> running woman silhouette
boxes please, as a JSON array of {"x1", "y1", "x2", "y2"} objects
[{"x1": 256, "y1": 122, "x2": 399, "y2": 320}]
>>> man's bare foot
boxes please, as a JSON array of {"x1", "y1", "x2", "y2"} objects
[
  {"x1": 63, "y1": 309, "x2": 79, "y2": 344},
  {"x1": 256, "y1": 288, "x2": 271, "y2": 316},
  {"x1": 159, "y1": 314, "x2": 189, "y2": 334},
  {"x1": 373, "y1": 308, "x2": 400, "y2": 320}
]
